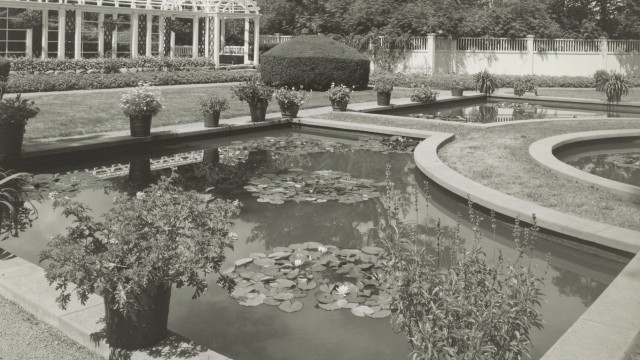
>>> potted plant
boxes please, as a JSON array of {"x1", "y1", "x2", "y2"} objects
[
  {"x1": 326, "y1": 83, "x2": 354, "y2": 111},
  {"x1": 120, "y1": 82, "x2": 164, "y2": 137},
  {"x1": 273, "y1": 86, "x2": 310, "y2": 119},
  {"x1": 0, "y1": 169, "x2": 36, "y2": 240},
  {"x1": 474, "y1": 69, "x2": 499, "y2": 95},
  {"x1": 232, "y1": 80, "x2": 274, "y2": 122},
  {"x1": 449, "y1": 78, "x2": 467, "y2": 97},
  {"x1": 0, "y1": 95, "x2": 40, "y2": 164},
  {"x1": 40, "y1": 173, "x2": 241, "y2": 350},
  {"x1": 373, "y1": 76, "x2": 394, "y2": 106},
  {"x1": 601, "y1": 72, "x2": 629, "y2": 104},
  {"x1": 593, "y1": 70, "x2": 610, "y2": 92},
  {"x1": 199, "y1": 95, "x2": 229, "y2": 127},
  {"x1": 410, "y1": 84, "x2": 438, "y2": 104}
]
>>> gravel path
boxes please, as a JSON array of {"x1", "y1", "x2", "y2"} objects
[{"x1": 0, "y1": 295, "x2": 103, "y2": 360}]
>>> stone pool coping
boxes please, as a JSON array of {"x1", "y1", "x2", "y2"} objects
[
  {"x1": 300, "y1": 118, "x2": 640, "y2": 360},
  {"x1": 529, "y1": 129, "x2": 640, "y2": 200}
]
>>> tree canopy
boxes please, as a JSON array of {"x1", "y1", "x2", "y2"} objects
[{"x1": 256, "y1": 0, "x2": 640, "y2": 39}]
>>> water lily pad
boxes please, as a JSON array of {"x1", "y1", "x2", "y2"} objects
[
  {"x1": 273, "y1": 292, "x2": 294, "y2": 301},
  {"x1": 286, "y1": 269, "x2": 300, "y2": 279},
  {"x1": 367, "y1": 309, "x2": 392, "y2": 319},
  {"x1": 298, "y1": 280, "x2": 317, "y2": 291},
  {"x1": 239, "y1": 293, "x2": 266, "y2": 307},
  {"x1": 269, "y1": 251, "x2": 291, "y2": 260},
  {"x1": 336, "y1": 299, "x2": 359, "y2": 309},
  {"x1": 234, "y1": 258, "x2": 253, "y2": 267},
  {"x1": 351, "y1": 305, "x2": 375, "y2": 317},
  {"x1": 231, "y1": 286, "x2": 254, "y2": 299},
  {"x1": 263, "y1": 297, "x2": 282, "y2": 306},
  {"x1": 249, "y1": 252, "x2": 267, "y2": 259},
  {"x1": 315, "y1": 292, "x2": 335, "y2": 304},
  {"x1": 275, "y1": 279, "x2": 296, "y2": 288},
  {"x1": 318, "y1": 302, "x2": 341, "y2": 311},
  {"x1": 279, "y1": 300, "x2": 304, "y2": 313},
  {"x1": 255, "y1": 258, "x2": 277, "y2": 267},
  {"x1": 362, "y1": 246, "x2": 384, "y2": 255}
]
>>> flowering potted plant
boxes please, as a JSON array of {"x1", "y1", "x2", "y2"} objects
[
  {"x1": 0, "y1": 95, "x2": 40, "y2": 164},
  {"x1": 120, "y1": 82, "x2": 164, "y2": 137},
  {"x1": 410, "y1": 84, "x2": 438, "y2": 104},
  {"x1": 326, "y1": 83, "x2": 354, "y2": 111},
  {"x1": 199, "y1": 95, "x2": 229, "y2": 127},
  {"x1": 232, "y1": 80, "x2": 274, "y2": 122},
  {"x1": 373, "y1": 76, "x2": 394, "y2": 106},
  {"x1": 273, "y1": 86, "x2": 310, "y2": 119},
  {"x1": 449, "y1": 77, "x2": 467, "y2": 97},
  {"x1": 40, "y1": 173, "x2": 241, "y2": 350}
]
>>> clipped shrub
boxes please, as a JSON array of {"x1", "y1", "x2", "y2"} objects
[
  {"x1": 260, "y1": 35, "x2": 370, "y2": 91},
  {"x1": 594, "y1": 70, "x2": 610, "y2": 92}
]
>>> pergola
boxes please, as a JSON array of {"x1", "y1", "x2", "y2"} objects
[{"x1": 0, "y1": 0, "x2": 260, "y2": 64}]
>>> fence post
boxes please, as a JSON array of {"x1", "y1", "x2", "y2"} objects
[
  {"x1": 527, "y1": 35, "x2": 535, "y2": 75},
  {"x1": 427, "y1": 33, "x2": 436, "y2": 75},
  {"x1": 600, "y1": 36, "x2": 608, "y2": 71}
]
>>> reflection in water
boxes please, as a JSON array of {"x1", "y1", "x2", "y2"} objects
[
  {"x1": 563, "y1": 152, "x2": 640, "y2": 187},
  {"x1": 0, "y1": 131, "x2": 627, "y2": 360}
]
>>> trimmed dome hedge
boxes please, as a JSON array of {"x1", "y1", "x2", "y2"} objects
[{"x1": 260, "y1": 35, "x2": 370, "y2": 91}]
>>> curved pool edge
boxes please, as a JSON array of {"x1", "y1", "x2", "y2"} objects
[
  {"x1": 300, "y1": 117, "x2": 640, "y2": 360},
  {"x1": 529, "y1": 129, "x2": 640, "y2": 200}
]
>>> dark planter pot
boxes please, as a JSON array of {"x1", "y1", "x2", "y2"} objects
[
  {"x1": 376, "y1": 92, "x2": 391, "y2": 106},
  {"x1": 129, "y1": 115, "x2": 153, "y2": 137},
  {"x1": 0, "y1": 122, "x2": 25, "y2": 165},
  {"x1": 248, "y1": 101, "x2": 269, "y2": 122},
  {"x1": 451, "y1": 88, "x2": 464, "y2": 97},
  {"x1": 330, "y1": 99, "x2": 349, "y2": 111},
  {"x1": 203, "y1": 112, "x2": 221, "y2": 127},
  {"x1": 279, "y1": 103, "x2": 300, "y2": 119},
  {"x1": 127, "y1": 158, "x2": 152, "y2": 192},
  {"x1": 104, "y1": 283, "x2": 172, "y2": 350},
  {"x1": 203, "y1": 148, "x2": 220, "y2": 164}
]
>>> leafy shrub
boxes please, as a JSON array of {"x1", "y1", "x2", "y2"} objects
[
  {"x1": 474, "y1": 69, "x2": 499, "y2": 94},
  {"x1": 602, "y1": 72, "x2": 629, "y2": 103},
  {"x1": 5, "y1": 70, "x2": 256, "y2": 93},
  {"x1": 372, "y1": 74, "x2": 394, "y2": 93},
  {"x1": 0, "y1": 94, "x2": 39, "y2": 126},
  {"x1": 513, "y1": 78, "x2": 538, "y2": 96},
  {"x1": 0, "y1": 170, "x2": 36, "y2": 239},
  {"x1": 12, "y1": 9, "x2": 42, "y2": 29},
  {"x1": 0, "y1": 58, "x2": 10, "y2": 100},
  {"x1": 232, "y1": 79, "x2": 274, "y2": 104},
  {"x1": 593, "y1": 70, "x2": 610, "y2": 92},
  {"x1": 260, "y1": 35, "x2": 370, "y2": 91},
  {"x1": 8, "y1": 57, "x2": 219, "y2": 73},
  {"x1": 410, "y1": 84, "x2": 438, "y2": 103},
  {"x1": 199, "y1": 95, "x2": 230, "y2": 114}
]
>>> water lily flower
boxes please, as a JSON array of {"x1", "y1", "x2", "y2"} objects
[
  {"x1": 336, "y1": 284, "x2": 350, "y2": 296},
  {"x1": 294, "y1": 259, "x2": 303, "y2": 267},
  {"x1": 318, "y1": 246, "x2": 328, "y2": 253},
  {"x1": 136, "y1": 191, "x2": 145, "y2": 200},
  {"x1": 48, "y1": 192, "x2": 59, "y2": 200}
]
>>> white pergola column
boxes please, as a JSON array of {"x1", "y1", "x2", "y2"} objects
[
  {"x1": 57, "y1": 9, "x2": 65, "y2": 59},
  {"x1": 74, "y1": 10, "x2": 82, "y2": 59},
  {"x1": 98, "y1": 12, "x2": 104, "y2": 57},
  {"x1": 253, "y1": 17, "x2": 259, "y2": 65},
  {"x1": 204, "y1": 16, "x2": 210, "y2": 58},
  {"x1": 169, "y1": 16, "x2": 175, "y2": 58},
  {"x1": 158, "y1": 15, "x2": 165, "y2": 56},
  {"x1": 145, "y1": 13, "x2": 152, "y2": 56},
  {"x1": 111, "y1": 15, "x2": 118, "y2": 58},
  {"x1": 426, "y1": 33, "x2": 436, "y2": 75},
  {"x1": 192, "y1": 16, "x2": 198, "y2": 59},
  {"x1": 131, "y1": 13, "x2": 139, "y2": 58},
  {"x1": 41, "y1": 10, "x2": 48, "y2": 59},
  {"x1": 220, "y1": 17, "x2": 225, "y2": 51},
  {"x1": 213, "y1": 14, "x2": 220, "y2": 66},
  {"x1": 243, "y1": 18, "x2": 249, "y2": 64},
  {"x1": 26, "y1": 28, "x2": 33, "y2": 58}
]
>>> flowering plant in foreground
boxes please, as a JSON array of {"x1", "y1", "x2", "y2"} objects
[
  {"x1": 274, "y1": 86, "x2": 311, "y2": 107},
  {"x1": 40, "y1": 173, "x2": 241, "y2": 312},
  {"x1": 326, "y1": 83, "x2": 354, "y2": 102},
  {"x1": 120, "y1": 82, "x2": 164, "y2": 118}
]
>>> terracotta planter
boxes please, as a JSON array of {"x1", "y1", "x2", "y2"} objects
[
  {"x1": 129, "y1": 115, "x2": 153, "y2": 137},
  {"x1": 376, "y1": 92, "x2": 391, "y2": 106},
  {"x1": 0, "y1": 122, "x2": 25, "y2": 164},
  {"x1": 279, "y1": 103, "x2": 300, "y2": 119},
  {"x1": 451, "y1": 88, "x2": 464, "y2": 97},
  {"x1": 203, "y1": 112, "x2": 221, "y2": 127},
  {"x1": 330, "y1": 99, "x2": 349, "y2": 111},
  {"x1": 104, "y1": 283, "x2": 172, "y2": 350},
  {"x1": 248, "y1": 101, "x2": 269, "y2": 122}
]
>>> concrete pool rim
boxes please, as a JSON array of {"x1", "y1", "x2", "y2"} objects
[{"x1": 529, "y1": 129, "x2": 640, "y2": 200}]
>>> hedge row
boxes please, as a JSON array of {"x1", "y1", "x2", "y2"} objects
[
  {"x1": 370, "y1": 72, "x2": 640, "y2": 89},
  {"x1": 5, "y1": 70, "x2": 256, "y2": 93},
  {"x1": 7, "y1": 57, "x2": 220, "y2": 73}
]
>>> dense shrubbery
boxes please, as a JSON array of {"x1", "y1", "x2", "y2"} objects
[
  {"x1": 8, "y1": 57, "x2": 220, "y2": 73},
  {"x1": 370, "y1": 72, "x2": 640, "y2": 89},
  {"x1": 261, "y1": 35, "x2": 370, "y2": 91},
  {"x1": 5, "y1": 70, "x2": 256, "y2": 93}
]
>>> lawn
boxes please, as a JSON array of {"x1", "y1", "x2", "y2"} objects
[
  {"x1": 315, "y1": 112, "x2": 640, "y2": 232},
  {"x1": 22, "y1": 86, "x2": 413, "y2": 141},
  {"x1": 533, "y1": 88, "x2": 640, "y2": 103}
]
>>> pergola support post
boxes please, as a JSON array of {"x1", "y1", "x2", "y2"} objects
[
  {"x1": 253, "y1": 17, "x2": 259, "y2": 65},
  {"x1": 213, "y1": 14, "x2": 220, "y2": 66},
  {"x1": 41, "y1": 10, "x2": 48, "y2": 59},
  {"x1": 131, "y1": 13, "x2": 139, "y2": 58},
  {"x1": 243, "y1": 18, "x2": 249, "y2": 64},
  {"x1": 192, "y1": 16, "x2": 198, "y2": 59},
  {"x1": 26, "y1": 28, "x2": 33, "y2": 58},
  {"x1": 158, "y1": 15, "x2": 165, "y2": 56},
  {"x1": 204, "y1": 16, "x2": 210, "y2": 58},
  {"x1": 220, "y1": 17, "x2": 225, "y2": 52},
  {"x1": 145, "y1": 14, "x2": 152, "y2": 56},
  {"x1": 74, "y1": 10, "x2": 82, "y2": 59},
  {"x1": 57, "y1": 9, "x2": 65, "y2": 59},
  {"x1": 98, "y1": 12, "x2": 105, "y2": 57},
  {"x1": 169, "y1": 16, "x2": 175, "y2": 58},
  {"x1": 111, "y1": 14, "x2": 118, "y2": 58}
]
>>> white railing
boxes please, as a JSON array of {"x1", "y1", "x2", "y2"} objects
[
  {"x1": 457, "y1": 37, "x2": 527, "y2": 52},
  {"x1": 435, "y1": 38, "x2": 453, "y2": 51},
  {"x1": 608, "y1": 40, "x2": 640, "y2": 53},
  {"x1": 408, "y1": 37, "x2": 429, "y2": 51},
  {"x1": 14, "y1": 0, "x2": 260, "y2": 14},
  {"x1": 174, "y1": 45, "x2": 192, "y2": 57},
  {"x1": 222, "y1": 45, "x2": 244, "y2": 54},
  {"x1": 260, "y1": 35, "x2": 294, "y2": 44},
  {"x1": 534, "y1": 38, "x2": 601, "y2": 52}
]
